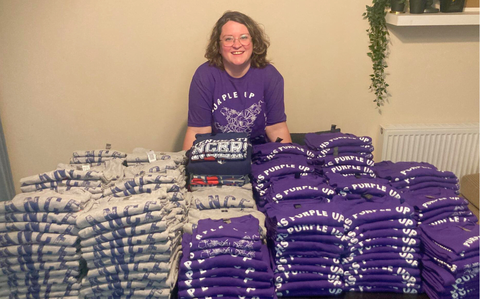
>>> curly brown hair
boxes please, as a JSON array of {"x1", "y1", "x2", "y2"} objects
[{"x1": 205, "y1": 11, "x2": 270, "y2": 70}]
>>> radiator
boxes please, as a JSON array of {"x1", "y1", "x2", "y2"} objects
[{"x1": 380, "y1": 124, "x2": 479, "y2": 180}]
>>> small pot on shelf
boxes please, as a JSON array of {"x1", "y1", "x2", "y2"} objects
[
  {"x1": 390, "y1": 0, "x2": 406, "y2": 13},
  {"x1": 439, "y1": 0, "x2": 465, "y2": 12},
  {"x1": 410, "y1": 0, "x2": 427, "y2": 13}
]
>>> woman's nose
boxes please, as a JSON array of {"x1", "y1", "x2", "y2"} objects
[{"x1": 232, "y1": 38, "x2": 242, "y2": 47}]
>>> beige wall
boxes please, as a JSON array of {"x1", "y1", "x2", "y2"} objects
[{"x1": 0, "y1": 1, "x2": 478, "y2": 194}]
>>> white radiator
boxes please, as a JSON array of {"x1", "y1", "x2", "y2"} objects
[{"x1": 380, "y1": 124, "x2": 479, "y2": 180}]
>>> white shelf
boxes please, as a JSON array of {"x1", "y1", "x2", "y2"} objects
[{"x1": 386, "y1": 8, "x2": 479, "y2": 26}]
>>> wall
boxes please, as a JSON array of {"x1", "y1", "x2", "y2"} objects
[
  {"x1": 466, "y1": 0, "x2": 480, "y2": 7},
  {"x1": 0, "y1": 1, "x2": 478, "y2": 193}
]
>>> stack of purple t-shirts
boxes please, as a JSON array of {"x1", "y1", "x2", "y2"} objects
[
  {"x1": 126, "y1": 148, "x2": 187, "y2": 167},
  {"x1": 187, "y1": 132, "x2": 252, "y2": 190},
  {"x1": 402, "y1": 187, "x2": 477, "y2": 225},
  {"x1": 177, "y1": 215, "x2": 274, "y2": 299},
  {"x1": 250, "y1": 142, "x2": 332, "y2": 211},
  {"x1": 77, "y1": 191, "x2": 187, "y2": 299},
  {"x1": 374, "y1": 161, "x2": 460, "y2": 194},
  {"x1": 0, "y1": 189, "x2": 90, "y2": 299},
  {"x1": 19, "y1": 159, "x2": 125, "y2": 200},
  {"x1": 182, "y1": 184, "x2": 267, "y2": 241},
  {"x1": 418, "y1": 216, "x2": 479, "y2": 299},
  {"x1": 265, "y1": 200, "x2": 345, "y2": 297},
  {"x1": 69, "y1": 149, "x2": 126, "y2": 165},
  {"x1": 304, "y1": 132, "x2": 376, "y2": 180},
  {"x1": 103, "y1": 159, "x2": 185, "y2": 198},
  {"x1": 331, "y1": 177, "x2": 423, "y2": 294}
]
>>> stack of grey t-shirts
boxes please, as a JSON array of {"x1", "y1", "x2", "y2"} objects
[
  {"x1": 264, "y1": 200, "x2": 345, "y2": 297},
  {"x1": 402, "y1": 187, "x2": 477, "y2": 225},
  {"x1": 304, "y1": 132, "x2": 376, "y2": 180},
  {"x1": 374, "y1": 161, "x2": 460, "y2": 194},
  {"x1": 186, "y1": 184, "x2": 257, "y2": 211},
  {"x1": 418, "y1": 217, "x2": 479, "y2": 299},
  {"x1": 103, "y1": 159, "x2": 185, "y2": 198},
  {"x1": 77, "y1": 191, "x2": 187, "y2": 299},
  {"x1": 126, "y1": 148, "x2": 187, "y2": 167},
  {"x1": 178, "y1": 215, "x2": 274, "y2": 299},
  {"x1": 69, "y1": 149, "x2": 126, "y2": 165},
  {"x1": 332, "y1": 179, "x2": 423, "y2": 294},
  {"x1": 0, "y1": 189, "x2": 91, "y2": 299},
  {"x1": 19, "y1": 159, "x2": 125, "y2": 200}
]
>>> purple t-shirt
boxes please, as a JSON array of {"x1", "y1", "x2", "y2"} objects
[{"x1": 188, "y1": 62, "x2": 287, "y2": 140}]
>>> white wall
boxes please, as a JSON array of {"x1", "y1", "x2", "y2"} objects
[{"x1": 0, "y1": 1, "x2": 478, "y2": 193}]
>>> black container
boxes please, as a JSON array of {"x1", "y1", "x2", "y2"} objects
[
  {"x1": 390, "y1": 0, "x2": 405, "y2": 13},
  {"x1": 440, "y1": 0, "x2": 465, "y2": 12},
  {"x1": 410, "y1": 0, "x2": 426, "y2": 13}
]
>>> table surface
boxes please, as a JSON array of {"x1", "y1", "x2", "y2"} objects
[
  {"x1": 292, "y1": 293, "x2": 430, "y2": 299},
  {"x1": 172, "y1": 290, "x2": 430, "y2": 299},
  {"x1": 292, "y1": 292, "x2": 429, "y2": 299}
]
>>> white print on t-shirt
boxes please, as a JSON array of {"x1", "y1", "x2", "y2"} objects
[
  {"x1": 265, "y1": 145, "x2": 316, "y2": 160},
  {"x1": 257, "y1": 164, "x2": 311, "y2": 181},
  {"x1": 212, "y1": 91, "x2": 256, "y2": 112},
  {"x1": 215, "y1": 101, "x2": 263, "y2": 135},
  {"x1": 421, "y1": 196, "x2": 463, "y2": 209},
  {"x1": 317, "y1": 136, "x2": 370, "y2": 149},
  {"x1": 191, "y1": 139, "x2": 247, "y2": 154},
  {"x1": 330, "y1": 156, "x2": 374, "y2": 167},
  {"x1": 274, "y1": 186, "x2": 335, "y2": 200},
  {"x1": 355, "y1": 206, "x2": 412, "y2": 218},
  {"x1": 331, "y1": 165, "x2": 373, "y2": 174},
  {"x1": 428, "y1": 216, "x2": 464, "y2": 226},
  {"x1": 399, "y1": 166, "x2": 434, "y2": 176},
  {"x1": 463, "y1": 236, "x2": 480, "y2": 248},
  {"x1": 277, "y1": 210, "x2": 333, "y2": 227}
]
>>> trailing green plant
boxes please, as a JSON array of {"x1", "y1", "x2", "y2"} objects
[
  {"x1": 363, "y1": 0, "x2": 390, "y2": 109},
  {"x1": 363, "y1": 0, "x2": 406, "y2": 109}
]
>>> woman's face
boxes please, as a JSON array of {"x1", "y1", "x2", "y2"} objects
[{"x1": 219, "y1": 21, "x2": 253, "y2": 72}]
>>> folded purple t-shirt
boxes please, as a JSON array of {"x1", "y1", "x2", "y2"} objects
[
  {"x1": 190, "y1": 237, "x2": 262, "y2": 252},
  {"x1": 374, "y1": 161, "x2": 456, "y2": 181},
  {"x1": 252, "y1": 143, "x2": 316, "y2": 161},
  {"x1": 402, "y1": 188, "x2": 468, "y2": 212},
  {"x1": 390, "y1": 176, "x2": 459, "y2": 189},
  {"x1": 265, "y1": 200, "x2": 346, "y2": 229},
  {"x1": 316, "y1": 145, "x2": 374, "y2": 158},
  {"x1": 251, "y1": 155, "x2": 316, "y2": 183},
  {"x1": 180, "y1": 233, "x2": 270, "y2": 272},
  {"x1": 266, "y1": 174, "x2": 335, "y2": 202},
  {"x1": 179, "y1": 267, "x2": 273, "y2": 282},
  {"x1": 334, "y1": 197, "x2": 415, "y2": 230},
  {"x1": 323, "y1": 155, "x2": 374, "y2": 168},
  {"x1": 275, "y1": 271, "x2": 341, "y2": 283},
  {"x1": 178, "y1": 276, "x2": 272, "y2": 290},
  {"x1": 349, "y1": 218, "x2": 417, "y2": 236},
  {"x1": 304, "y1": 132, "x2": 372, "y2": 150},
  {"x1": 194, "y1": 215, "x2": 261, "y2": 241}
]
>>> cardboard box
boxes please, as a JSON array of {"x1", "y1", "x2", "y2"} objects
[{"x1": 460, "y1": 173, "x2": 479, "y2": 222}]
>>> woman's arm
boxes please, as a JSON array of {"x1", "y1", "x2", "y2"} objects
[
  {"x1": 266, "y1": 121, "x2": 292, "y2": 143},
  {"x1": 182, "y1": 126, "x2": 212, "y2": 150}
]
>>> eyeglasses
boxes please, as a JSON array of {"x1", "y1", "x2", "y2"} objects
[{"x1": 220, "y1": 34, "x2": 251, "y2": 47}]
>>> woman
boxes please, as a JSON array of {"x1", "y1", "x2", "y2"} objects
[{"x1": 183, "y1": 11, "x2": 291, "y2": 150}]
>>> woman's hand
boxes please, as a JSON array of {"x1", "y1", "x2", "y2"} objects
[
  {"x1": 266, "y1": 122, "x2": 292, "y2": 143},
  {"x1": 183, "y1": 126, "x2": 212, "y2": 150}
]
